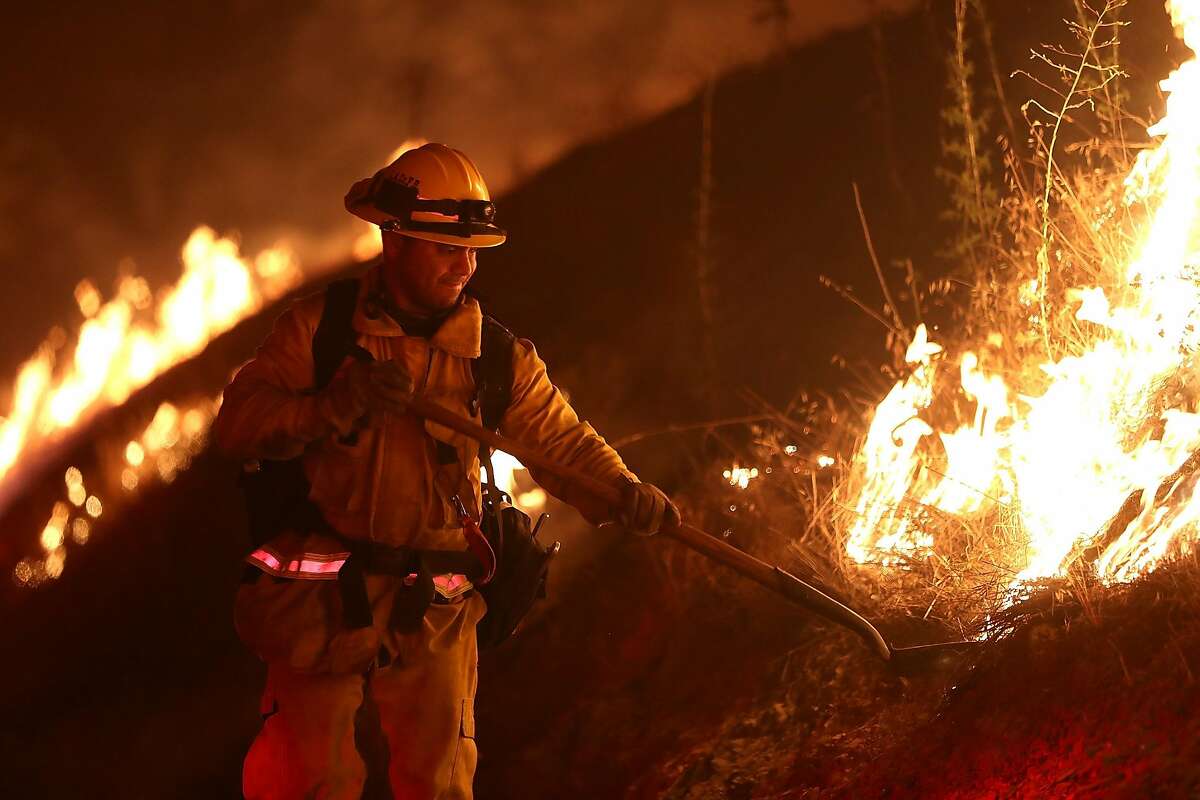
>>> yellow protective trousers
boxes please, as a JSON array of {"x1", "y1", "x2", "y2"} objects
[{"x1": 240, "y1": 575, "x2": 486, "y2": 800}]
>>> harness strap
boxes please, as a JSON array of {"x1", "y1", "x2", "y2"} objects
[
  {"x1": 337, "y1": 553, "x2": 374, "y2": 630},
  {"x1": 472, "y1": 316, "x2": 517, "y2": 565},
  {"x1": 473, "y1": 316, "x2": 515, "y2": 432},
  {"x1": 240, "y1": 279, "x2": 370, "y2": 549},
  {"x1": 312, "y1": 279, "x2": 368, "y2": 390},
  {"x1": 327, "y1": 534, "x2": 488, "y2": 632}
]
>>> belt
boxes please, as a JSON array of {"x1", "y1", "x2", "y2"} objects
[
  {"x1": 345, "y1": 539, "x2": 482, "y2": 580},
  {"x1": 332, "y1": 536, "x2": 485, "y2": 632}
]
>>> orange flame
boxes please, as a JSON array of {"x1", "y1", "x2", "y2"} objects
[
  {"x1": 0, "y1": 227, "x2": 300, "y2": 490},
  {"x1": 847, "y1": 1, "x2": 1200, "y2": 590}
]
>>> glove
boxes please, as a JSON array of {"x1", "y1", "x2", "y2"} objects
[
  {"x1": 617, "y1": 474, "x2": 681, "y2": 536},
  {"x1": 346, "y1": 358, "x2": 414, "y2": 415},
  {"x1": 319, "y1": 358, "x2": 414, "y2": 432}
]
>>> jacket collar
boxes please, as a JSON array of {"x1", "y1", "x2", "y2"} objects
[{"x1": 351, "y1": 264, "x2": 482, "y2": 358}]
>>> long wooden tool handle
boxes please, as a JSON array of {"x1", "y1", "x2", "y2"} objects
[{"x1": 409, "y1": 396, "x2": 893, "y2": 661}]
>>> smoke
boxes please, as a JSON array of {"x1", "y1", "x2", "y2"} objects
[{"x1": 0, "y1": 0, "x2": 916, "y2": 377}]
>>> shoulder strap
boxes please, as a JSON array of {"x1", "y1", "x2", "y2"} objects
[
  {"x1": 311, "y1": 278, "x2": 364, "y2": 390},
  {"x1": 473, "y1": 312, "x2": 516, "y2": 542},
  {"x1": 473, "y1": 314, "x2": 516, "y2": 432}
]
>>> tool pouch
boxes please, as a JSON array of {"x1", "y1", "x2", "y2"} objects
[{"x1": 476, "y1": 499, "x2": 559, "y2": 649}]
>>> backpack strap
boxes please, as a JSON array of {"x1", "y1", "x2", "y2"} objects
[
  {"x1": 240, "y1": 278, "x2": 367, "y2": 551},
  {"x1": 471, "y1": 314, "x2": 517, "y2": 549},
  {"x1": 473, "y1": 315, "x2": 516, "y2": 432},
  {"x1": 311, "y1": 278, "x2": 370, "y2": 391}
]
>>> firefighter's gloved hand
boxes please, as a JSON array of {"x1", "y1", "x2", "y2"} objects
[
  {"x1": 320, "y1": 358, "x2": 414, "y2": 432},
  {"x1": 346, "y1": 358, "x2": 414, "y2": 416},
  {"x1": 617, "y1": 474, "x2": 681, "y2": 536}
]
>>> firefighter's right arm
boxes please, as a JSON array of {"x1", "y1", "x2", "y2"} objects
[{"x1": 213, "y1": 299, "x2": 366, "y2": 460}]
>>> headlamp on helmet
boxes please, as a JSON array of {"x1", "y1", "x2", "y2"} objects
[
  {"x1": 369, "y1": 176, "x2": 503, "y2": 242},
  {"x1": 344, "y1": 142, "x2": 507, "y2": 248}
]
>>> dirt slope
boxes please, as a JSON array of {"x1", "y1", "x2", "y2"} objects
[{"x1": 608, "y1": 560, "x2": 1200, "y2": 799}]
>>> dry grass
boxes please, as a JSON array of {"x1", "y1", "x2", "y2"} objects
[{"x1": 679, "y1": 2, "x2": 1199, "y2": 642}]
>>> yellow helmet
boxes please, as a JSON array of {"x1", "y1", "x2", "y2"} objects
[{"x1": 344, "y1": 143, "x2": 506, "y2": 248}]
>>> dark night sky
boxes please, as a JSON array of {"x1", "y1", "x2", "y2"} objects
[{"x1": 0, "y1": 0, "x2": 916, "y2": 384}]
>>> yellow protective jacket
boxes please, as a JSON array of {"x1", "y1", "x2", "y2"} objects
[{"x1": 214, "y1": 265, "x2": 631, "y2": 582}]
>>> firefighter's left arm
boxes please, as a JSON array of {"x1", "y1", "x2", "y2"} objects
[{"x1": 499, "y1": 338, "x2": 637, "y2": 526}]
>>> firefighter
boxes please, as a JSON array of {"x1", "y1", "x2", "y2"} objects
[{"x1": 214, "y1": 142, "x2": 679, "y2": 799}]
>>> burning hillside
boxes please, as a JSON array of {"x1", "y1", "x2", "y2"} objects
[
  {"x1": 6, "y1": 1, "x2": 1200, "y2": 797},
  {"x1": 835, "y1": 0, "x2": 1200, "y2": 623},
  {"x1": 476, "y1": 1, "x2": 1200, "y2": 795},
  {"x1": 2, "y1": 227, "x2": 300, "y2": 588}
]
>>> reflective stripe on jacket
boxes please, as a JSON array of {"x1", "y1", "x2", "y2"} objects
[{"x1": 214, "y1": 264, "x2": 631, "y2": 572}]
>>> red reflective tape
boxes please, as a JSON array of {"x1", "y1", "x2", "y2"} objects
[
  {"x1": 433, "y1": 573, "x2": 472, "y2": 596},
  {"x1": 292, "y1": 557, "x2": 346, "y2": 575},
  {"x1": 247, "y1": 548, "x2": 472, "y2": 594},
  {"x1": 247, "y1": 547, "x2": 348, "y2": 580}
]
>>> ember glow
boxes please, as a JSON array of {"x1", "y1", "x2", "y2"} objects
[
  {"x1": 0, "y1": 227, "x2": 300, "y2": 489},
  {"x1": 724, "y1": 465, "x2": 761, "y2": 490},
  {"x1": 847, "y1": 0, "x2": 1200, "y2": 591},
  {"x1": 12, "y1": 398, "x2": 217, "y2": 588},
  {"x1": 3, "y1": 224, "x2": 299, "y2": 588}
]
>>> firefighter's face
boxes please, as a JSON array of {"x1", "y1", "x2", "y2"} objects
[{"x1": 381, "y1": 232, "x2": 478, "y2": 313}]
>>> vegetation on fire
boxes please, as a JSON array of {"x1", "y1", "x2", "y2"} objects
[
  {"x1": 664, "y1": 0, "x2": 1200, "y2": 653},
  {"x1": 564, "y1": 3, "x2": 1200, "y2": 795},
  {"x1": 8, "y1": 3, "x2": 1199, "y2": 797}
]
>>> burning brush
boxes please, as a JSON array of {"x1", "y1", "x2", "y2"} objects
[
  {"x1": 4, "y1": 228, "x2": 301, "y2": 588},
  {"x1": 835, "y1": 0, "x2": 1200, "y2": 627}
]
